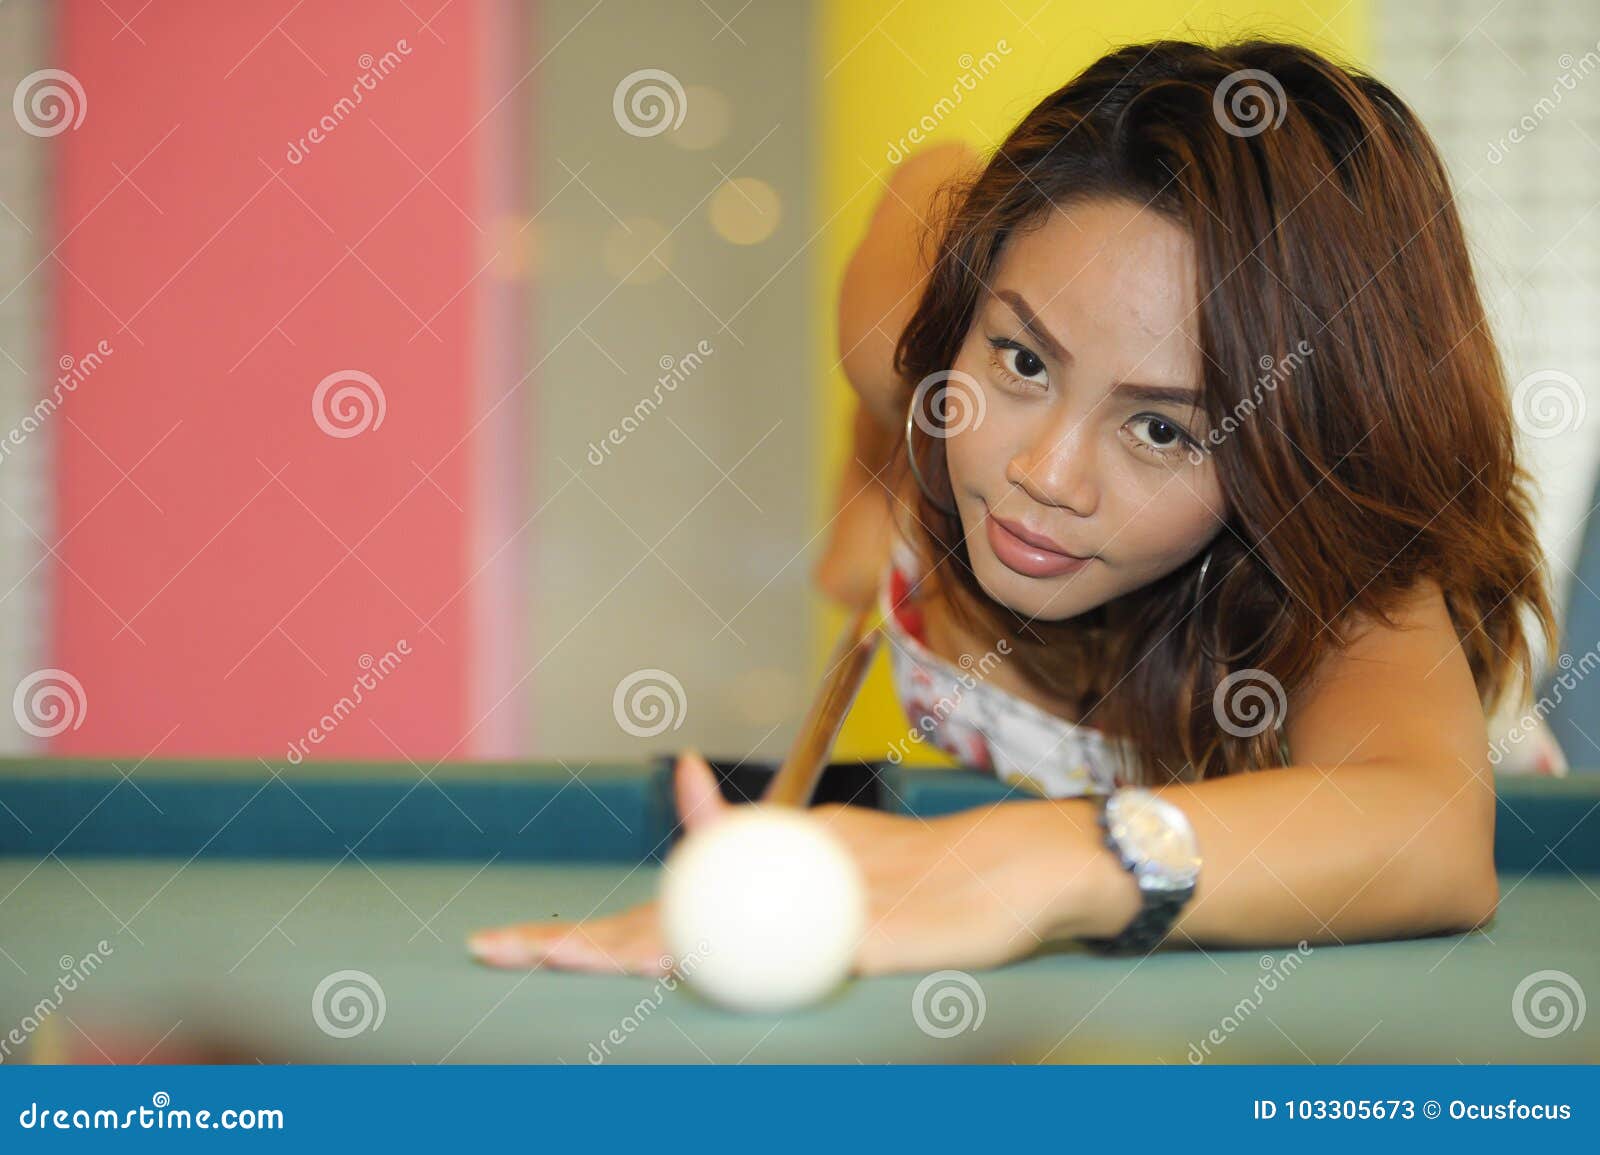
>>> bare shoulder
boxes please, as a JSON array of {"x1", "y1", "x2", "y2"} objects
[
  {"x1": 1331, "y1": 575, "x2": 1458, "y2": 656},
  {"x1": 1285, "y1": 577, "x2": 1489, "y2": 772}
]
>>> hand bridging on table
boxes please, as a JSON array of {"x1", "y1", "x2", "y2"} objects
[{"x1": 466, "y1": 751, "x2": 1090, "y2": 976}]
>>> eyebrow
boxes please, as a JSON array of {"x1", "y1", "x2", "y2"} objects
[
  {"x1": 995, "y1": 290, "x2": 1072, "y2": 365},
  {"x1": 992, "y1": 289, "x2": 1202, "y2": 409},
  {"x1": 1115, "y1": 382, "x2": 1204, "y2": 408}
]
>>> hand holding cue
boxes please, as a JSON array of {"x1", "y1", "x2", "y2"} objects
[{"x1": 761, "y1": 603, "x2": 885, "y2": 808}]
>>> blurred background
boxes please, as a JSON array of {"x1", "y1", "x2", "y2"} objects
[{"x1": 0, "y1": 0, "x2": 1595, "y2": 770}]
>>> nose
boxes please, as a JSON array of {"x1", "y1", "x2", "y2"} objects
[{"x1": 1005, "y1": 410, "x2": 1099, "y2": 517}]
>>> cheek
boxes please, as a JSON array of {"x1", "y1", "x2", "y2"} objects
[
  {"x1": 941, "y1": 405, "x2": 1011, "y2": 491},
  {"x1": 942, "y1": 428, "x2": 975, "y2": 491},
  {"x1": 1114, "y1": 468, "x2": 1225, "y2": 561}
]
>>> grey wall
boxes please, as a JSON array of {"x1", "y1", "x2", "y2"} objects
[
  {"x1": 529, "y1": 0, "x2": 817, "y2": 762},
  {"x1": 1378, "y1": 0, "x2": 1600, "y2": 762},
  {"x1": 0, "y1": 0, "x2": 50, "y2": 755}
]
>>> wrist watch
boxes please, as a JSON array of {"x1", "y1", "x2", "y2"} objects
[{"x1": 1079, "y1": 786, "x2": 1202, "y2": 955}]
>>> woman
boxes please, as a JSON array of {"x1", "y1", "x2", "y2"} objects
[{"x1": 470, "y1": 39, "x2": 1558, "y2": 973}]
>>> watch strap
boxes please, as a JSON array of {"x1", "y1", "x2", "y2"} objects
[{"x1": 1078, "y1": 793, "x2": 1196, "y2": 955}]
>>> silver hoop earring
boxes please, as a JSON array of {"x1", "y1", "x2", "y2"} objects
[
  {"x1": 1194, "y1": 549, "x2": 1213, "y2": 602},
  {"x1": 905, "y1": 392, "x2": 959, "y2": 516},
  {"x1": 1192, "y1": 548, "x2": 1237, "y2": 666},
  {"x1": 1192, "y1": 546, "x2": 1291, "y2": 666}
]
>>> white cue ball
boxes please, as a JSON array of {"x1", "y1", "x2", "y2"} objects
[{"x1": 660, "y1": 806, "x2": 867, "y2": 1012}]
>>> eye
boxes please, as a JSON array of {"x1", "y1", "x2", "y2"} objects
[
  {"x1": 986, "y1": 337, "x2": 1048, "y2": 387},
  {"x1": 1126, "y1": 413, "x2": 1198, "y2": 459}
]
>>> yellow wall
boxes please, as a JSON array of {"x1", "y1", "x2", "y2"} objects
[{"x1": 813, "y1": 3, "x2": 1368, "y2": 762}]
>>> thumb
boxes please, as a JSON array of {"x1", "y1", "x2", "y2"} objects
[{"x1": 674, "y1": 749, "x2": 729, "y2": 834}]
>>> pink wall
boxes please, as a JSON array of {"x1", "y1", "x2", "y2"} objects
[{"x1": 51, "y1": 2, "x2": 515, "y2": 761}]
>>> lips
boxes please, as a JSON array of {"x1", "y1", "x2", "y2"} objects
[
  {"x1": 984, "y1": 511, "x2": 1095, "y2": 579},
  {"x1": 991, "y1": 515, "x2": 1082, "y2": 558}
]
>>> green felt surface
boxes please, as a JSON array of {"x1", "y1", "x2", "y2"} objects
[
  {"x1": 3, "y1": 762, "x2": 1595, "y2": 1063},
  {"x1": 2, "y1": 855, "x2": 1595, "y2": 1064}
]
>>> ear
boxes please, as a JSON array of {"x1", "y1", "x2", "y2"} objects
[{"x1": 673, "y1": 749, "x2": 730, "y2": 834}]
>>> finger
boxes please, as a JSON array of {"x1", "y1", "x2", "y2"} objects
[
  {"x1": 467, "y1": 915, "x2": 620, "y2": 966},
  {"x1": 469, "y1": 922, "x2": 632, "y2": 973},
  {"x1": 541, "y1": 923, "x2": 671, "y2": 976},
  {"x1": 467, "y1": 920, "x2": 595, "y2": 969},
  {"x1": 539, "y1": 929, "x2": 638, "y2": 974},
  {"x1": 674, "y1": 748, "x2": 729, "y2": 833},
  {"x1": 469, "y1": 912, "x2": 672, "y2": 975}
]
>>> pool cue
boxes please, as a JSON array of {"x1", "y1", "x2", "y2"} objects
[{"x1": 761, "y1": 603, "x2": 885, "y2": 808}]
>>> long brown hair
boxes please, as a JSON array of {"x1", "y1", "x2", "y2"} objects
[{"x1": 893, "y1": 39, "x2": 1557, "y2": 782}]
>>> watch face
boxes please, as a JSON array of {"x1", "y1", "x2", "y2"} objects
[{"x1": 1107, "y1": 788, "x2": 1201, "y2": 890}]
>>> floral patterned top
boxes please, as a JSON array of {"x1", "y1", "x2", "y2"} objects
[{"x1": 879, "y1": 532, "x2": 1135, "y2": 798}]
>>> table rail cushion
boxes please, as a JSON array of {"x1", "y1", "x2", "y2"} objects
[{"x1": 0, "y1": 758, "x2": 1594, "y2": 875}]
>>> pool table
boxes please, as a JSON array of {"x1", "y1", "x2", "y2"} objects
[{"x1": 1, "y1": 757, "x2": 1596, "y2": 1064}]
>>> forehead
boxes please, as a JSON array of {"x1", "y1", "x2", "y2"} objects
[{"x1": 988, "y1": 198, "x2": 1200, "y2": 361}]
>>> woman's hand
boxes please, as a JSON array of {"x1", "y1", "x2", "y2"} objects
[
  {"x1": 467, "y1": 751, "x2": 1109, "y2": 976},
  {"x1": 467, "y1": 750, "x2": 732, "y2": 975},
  {"x1": 824, "y1": 789, "x2": 1105, "y2": 974}
]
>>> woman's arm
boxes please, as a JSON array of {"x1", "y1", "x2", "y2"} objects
[
  {"x1": 878, "y1": 577, "x2": 1498, "y2": 971},
  {"x1": 1148, "y1": 578, "x2": 1498, "y2": 945},
  {"x1": 466, "y1": 586, "x2": 1498, "y2": 977},
  {"x1": 838, "y1": 140, "x2": 977, "y2": 431},
  {"x1": 812, "y1": 402, "x2": 900, "y2": 609},
  {"x1": 816, "y1": 142, "x2": 977, "y2": 609}
]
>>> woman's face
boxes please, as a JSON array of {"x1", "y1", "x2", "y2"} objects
[{"x1": 940, "y1": 197, "x2": 1226, "y2": 622}]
